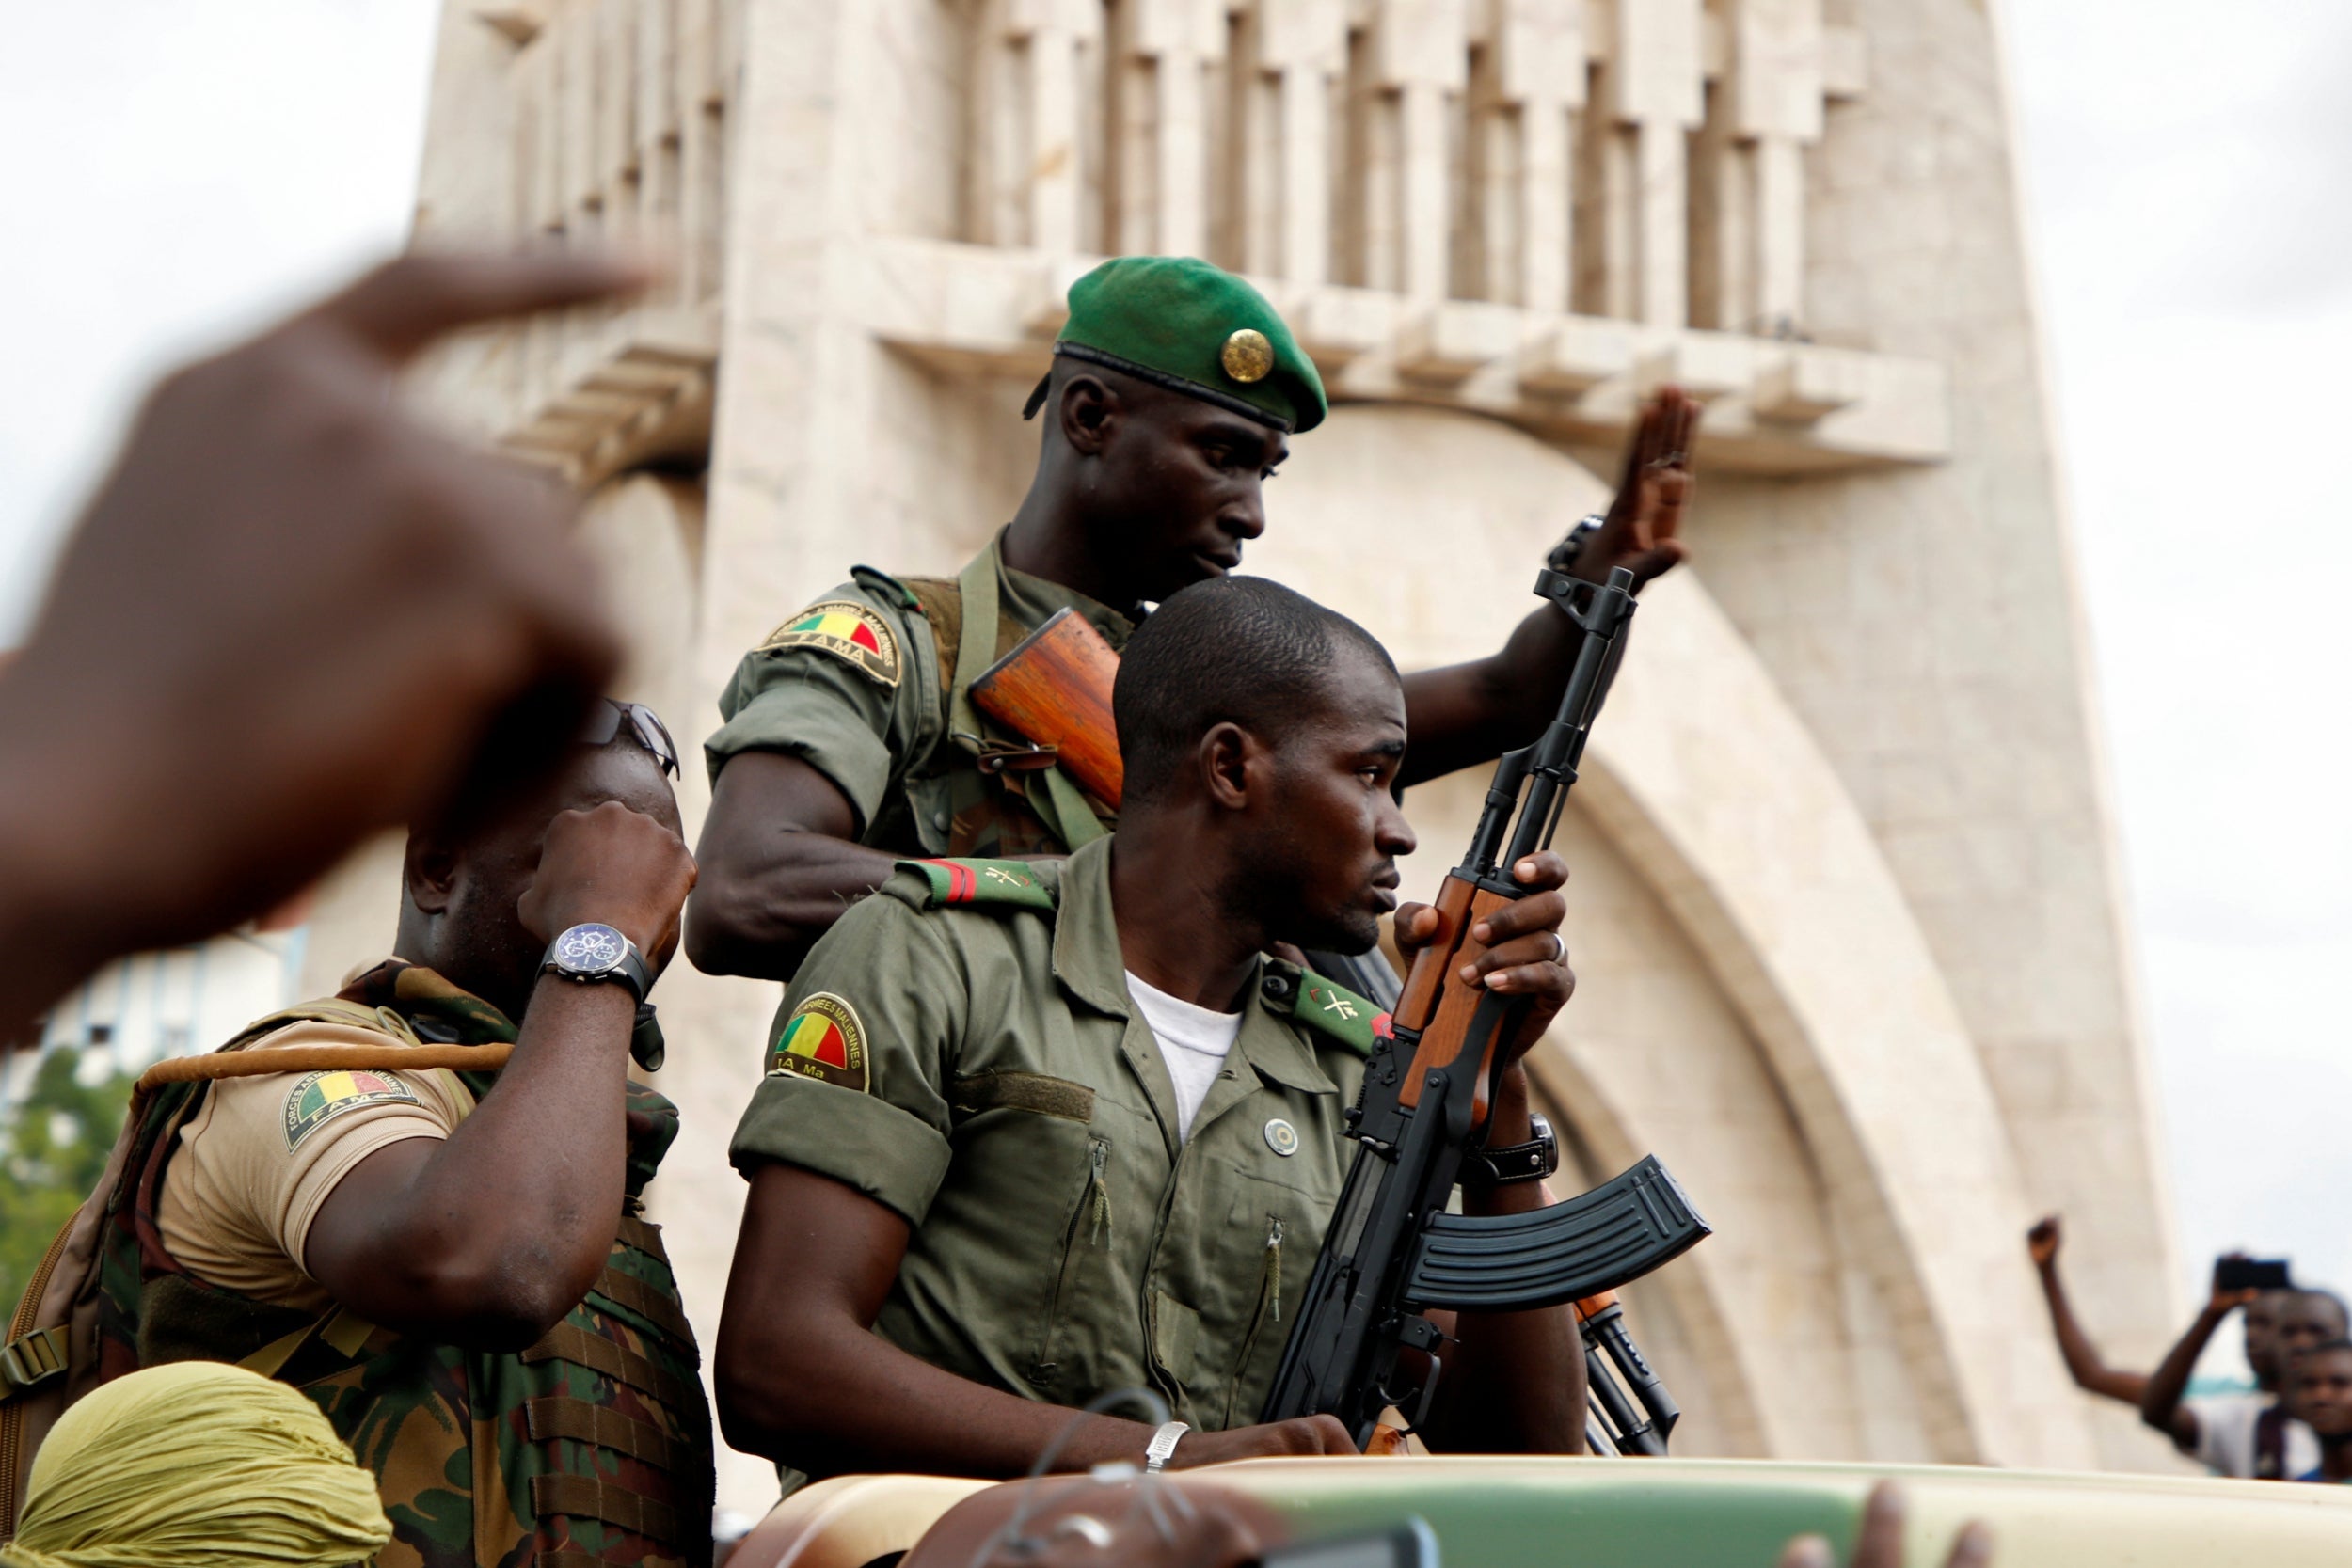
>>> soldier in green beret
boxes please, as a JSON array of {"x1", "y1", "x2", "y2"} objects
[
  {"x1": 715, "y1": 577, "x2": 1584, "y2": 1480},
  {"x1": 685, "y1": 254, "x2": 1697, "y2": 978}
]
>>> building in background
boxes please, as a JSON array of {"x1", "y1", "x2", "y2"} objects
[
  {"x1": 15, "y1": 930, "x2": 305, "y2": 1099},
  {"x1": 300, "y1": 0, "x2": 2183, "y2": 1507}
]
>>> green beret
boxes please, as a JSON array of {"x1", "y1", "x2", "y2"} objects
[{"x1": 1025, "y1": 256, "x2": 1327, "y2": 435}]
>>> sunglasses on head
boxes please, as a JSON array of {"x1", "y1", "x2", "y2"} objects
[{"x1": 581, "y1": 699, "x2": 681, "y2": 779}]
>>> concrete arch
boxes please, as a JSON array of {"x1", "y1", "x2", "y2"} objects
[{"x1": 1248, "y1": 404, "x2": 2096, "y2": 1468}]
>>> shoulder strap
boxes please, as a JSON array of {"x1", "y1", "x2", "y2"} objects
[
  {"x1": 1286, "y1": 973, "x2": 1390, "y2": 1059},
  {"x1": 898, "y1": 858, "x2": 1058, "y2": 911},
  {"x1": 947, "y1": 545, "x2": 1000, "y2": 746},
  {"x1": 900, "y1": 576, "x2": 963, "y2": 691}
]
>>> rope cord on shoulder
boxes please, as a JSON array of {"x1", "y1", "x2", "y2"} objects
[{"x1": 135, "y1": 1044, "x2": 512, "y2": 1094}]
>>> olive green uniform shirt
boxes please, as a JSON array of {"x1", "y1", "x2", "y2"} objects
[
  {"x1": 705, "y1": 530, "x2": 1134, "y2": 858},
  {"x1": 728, "y1": 836, "x2": 1386, "y2": 1430}
]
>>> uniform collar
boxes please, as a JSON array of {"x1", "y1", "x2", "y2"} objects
[
  {"x1": 986, "y1": 527, "x2": 1141, "y2": 651},
  {"x1": 1235, "y1": 962, "x2": 1342, "y2": 1098},
  {"x1": 1052, "y1": 836, "x2": 1133, "y2": 1016},
  {"x1": 1052, "y1": 843, "x2": 1339, "y2": 1101}
]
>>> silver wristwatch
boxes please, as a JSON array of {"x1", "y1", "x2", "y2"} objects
[
  {"x1": 541, "y1": 922, "x2": 651, "y2": 1003},
  {"x1": 1143, "y1": 1420, "x2": 1189, "y2": 1473}
]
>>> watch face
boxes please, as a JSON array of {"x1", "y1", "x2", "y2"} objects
[{"x1": 553, "y1": 923, "x2": 628, "y2": 974}]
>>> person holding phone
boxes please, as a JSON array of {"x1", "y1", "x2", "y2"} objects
[{"x1": 2138, "y1": 1255, "x2": 2344, "y2": 1478}]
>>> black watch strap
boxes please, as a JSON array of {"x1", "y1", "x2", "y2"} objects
[
  {"x1": 1462, "y1": 1113, "x2": 1559, "y2": 1188},
  {"x1": 541, "y1": 928, "x2": 652, "y2": 1004}
]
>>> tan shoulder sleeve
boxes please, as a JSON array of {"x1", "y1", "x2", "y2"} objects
[{"x1": 157, "y1": 1021, "x2": 474, "y2": 1309}]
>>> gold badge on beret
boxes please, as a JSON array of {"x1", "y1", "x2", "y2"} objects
[{"x1": 1220, "y1": 327, "x2": 1274, "y2": 385}]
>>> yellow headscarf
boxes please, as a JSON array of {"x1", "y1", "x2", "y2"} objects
[{"x1": 0, "y1": 1360, "x2": 392, "y2": 1568}]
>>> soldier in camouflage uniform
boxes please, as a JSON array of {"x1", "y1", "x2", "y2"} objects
[
  {"x1": 716, "y1": 578, "x2": 1585, "y2": 1483},
  {"x1": 40, "y1": 704, "x2": 713, "y2": 1567},
  {"x1": 686, "y1": 255, "x2": 1699, "y2": 981}
]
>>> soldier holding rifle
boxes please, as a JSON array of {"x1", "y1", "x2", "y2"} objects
[
  {"x1": 685, "y1": 256, "x2": 1697, "y2": 978},
  {"x1": 715, "y1": 578, "x2": 1583, "y2": 1480}
]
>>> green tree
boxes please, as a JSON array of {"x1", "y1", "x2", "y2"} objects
[{"x1": 0, "y1": 1052, "x2": 135, "y2": 1312}]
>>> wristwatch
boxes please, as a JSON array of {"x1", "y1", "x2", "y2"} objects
[
  {"x1": 1546, "y1": 514, "x2": 1607, "y2": 576},
  {"x1": 541, "y1": 922, "x2": 651, "y2": 1003},
  {"x1": 1462, "y1": 1112, "x2": 1559, "y2": 1188},
  {"x1": 1143, "y1": 1420, "x2": 1189, "y2": 1473}
]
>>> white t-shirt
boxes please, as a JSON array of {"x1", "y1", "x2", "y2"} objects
[
  {"x1": 1125, "y1": 972, "x2": 1243, "y2": 1140},
  {"x1": 2184, "y1": 1389, "x2": 2319, "y2": 1480}
]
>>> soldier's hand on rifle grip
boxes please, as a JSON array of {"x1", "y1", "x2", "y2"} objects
[{"x1": 1396, "y1": 852, "x2": 1576, "y2": 1066}]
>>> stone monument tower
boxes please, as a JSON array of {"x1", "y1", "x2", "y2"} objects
[{"x1": 308, "y1": 0, "x2": 2183, "y2": 1505}]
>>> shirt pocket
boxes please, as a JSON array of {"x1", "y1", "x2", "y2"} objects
[
  {"x1": 1209, "y1": 1165, "x2": 1339, "y2": 1428},
  {"x1": 1028, "y1": 1132, "x2": 1114, "y2": 1394}
]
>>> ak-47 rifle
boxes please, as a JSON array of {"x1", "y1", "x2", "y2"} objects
[{"x1": 1260, "y1": 565, "x2": 1708, "y2": 1449}]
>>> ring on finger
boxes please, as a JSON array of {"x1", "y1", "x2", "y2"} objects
[{"x1": 1546, "y1": 931, "x2": 1566, "y2": 964}]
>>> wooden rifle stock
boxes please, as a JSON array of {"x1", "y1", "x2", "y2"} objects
[
  {"x1": 968, "y1": 607, "x2": 1125, "y2": 808},
  {"x1": 1391, "y1": 877, "x2": 1515, "y2": 1126}
]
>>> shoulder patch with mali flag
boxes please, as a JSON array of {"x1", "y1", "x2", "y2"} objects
[
  {"x1": 771, "y1": 991, "x2": 869, "y2": 1092},
  {"x1": 282, "y1": 1069, "x2": 421, "y2": 1150},
  {"x1": 759, "y1": 599, "x2": 901, "y2": 688},
  {"x1": 1294, "y1": 977, "x2": 1389, "y2": 1059},
  {"x1": 901, "y1": 858, "x2": 1058, "y2": 911}
]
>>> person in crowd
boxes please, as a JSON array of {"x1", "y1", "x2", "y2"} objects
[
  {"x1": 2272, "y1": 1288, "x2": 2351, "y2": 1368},
  {"x1": 13, "y1": 705, "x2": 712, "y2": 1564},
  {"x1": 2139, "y1": 1260, "x2": 2345, "y2": 1479},
  {"x1": 2025, "y1": 1215, "x2": 2148, "y2": 1406},
  {"x1": 685, "y1": 254, "x2": 1699, "y2": 980},
  {"x1": 715, "y1": 578, "x2": 1583, "y2": 1482},
  {"x1": 0, "y1": 1360, "x2": 392, "y2": 1568},
  {"x1": 0, "y1": 250, "x2": 644, "y2": 1047},
  {"x1": 2283, "y1": 1339, "x2": 2352, "y2": 1484}
]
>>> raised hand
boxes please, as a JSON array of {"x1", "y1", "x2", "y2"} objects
[
  {"x1": 0, "y1": 250, "x2": 645, "y2": 1033},
  {"x1": 1575, "y1": 386, "x2": 1701, "y2": 590},
  {"x1": 2207, "y1": 1252, "x2": 2260, "y2": 1316},
  {"x1": 518, "y1": 801, "x2": 698, "y2": 970},
  {"x1": 2026, "y1": 1216, "x2": 2061, "y2": 1269}
]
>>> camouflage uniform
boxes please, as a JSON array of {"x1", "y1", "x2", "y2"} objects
[
  {"x1": 706, "y1": 530, "x2": 1131, "y2": 862},
  {"x1": 101, "y1": 960, "x2": 713, "y2": 1568}
]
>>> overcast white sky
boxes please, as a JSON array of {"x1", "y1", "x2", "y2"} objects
[{"x1": 3, "y1": 2, "x2": 2344, "y2": 1355}]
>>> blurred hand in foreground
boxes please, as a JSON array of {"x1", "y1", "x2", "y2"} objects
[
  {"x1": 1777, "y1": 1482, "x2": 1993, "y2": 1568},
  {"x1": 899, "y1": 1476, "x2": 1272, "y2": 1568},
  {"x1": 0, "y1": 250, "x2": 645, "y2": 1041}
]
